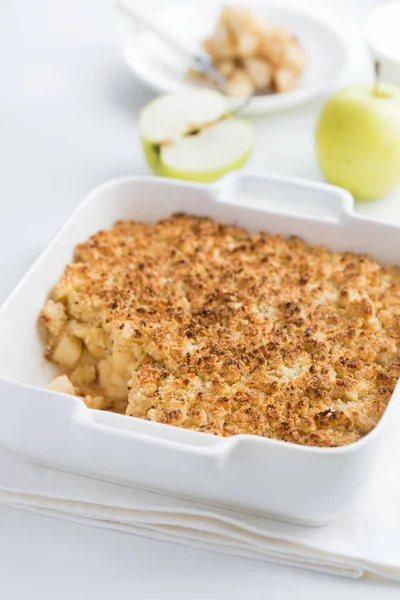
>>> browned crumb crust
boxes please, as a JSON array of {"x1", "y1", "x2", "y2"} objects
[{"x1": 40, "y1": 213, "x2": 400, "y2": 447}]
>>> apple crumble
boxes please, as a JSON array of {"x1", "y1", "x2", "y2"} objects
[
  {"x1": 40, "y1": 214, "x2": 400, "y2": 448},
  {"x1": 189, "y1": 6, "x2": 307, "y2": 95}
]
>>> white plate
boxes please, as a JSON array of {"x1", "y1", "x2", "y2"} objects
[{"x1": 122, "y1": 3, "x2": 349, "y2": 115}]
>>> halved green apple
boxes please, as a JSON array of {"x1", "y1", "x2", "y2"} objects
[{"x1": 139, "y1": 91, "x2": 254, "y2": 183}]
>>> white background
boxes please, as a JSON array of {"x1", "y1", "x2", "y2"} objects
[{"x1": 1, "y1": 0, "x2": 400, "y2": 597}]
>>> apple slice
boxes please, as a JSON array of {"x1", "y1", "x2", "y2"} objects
[{"x1": 139, "y1": 91, "x2": 254, "y2": 183}]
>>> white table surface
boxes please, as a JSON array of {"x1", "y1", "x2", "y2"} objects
[{"x1": 1, "y1": 0, "x2": 400, "y2": 597}]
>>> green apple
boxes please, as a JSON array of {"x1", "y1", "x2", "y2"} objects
[
  {"x1": 139, "y1": 91, "x2": 253, "y2": 183},
  {"x1": 316, "y1": 83, "x2": 400, "y2": 200}
]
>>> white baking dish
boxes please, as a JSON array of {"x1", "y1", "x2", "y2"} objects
[{"x1": 1, "y1": 173, "x2": 400, "y2": 526}]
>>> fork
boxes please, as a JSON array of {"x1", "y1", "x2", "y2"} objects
[{"x1": 116, "y1": 0, "x2": 252, "y2": 115}]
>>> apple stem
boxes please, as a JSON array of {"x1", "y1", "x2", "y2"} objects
[{"x1": 374, "y1": 60, "x2": 381, "y2": 96}]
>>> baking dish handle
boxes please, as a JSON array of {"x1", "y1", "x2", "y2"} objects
[
  {"x1": 74, "y1": 405, "x2": 236, "y2": 468},
  {"x1": 212, "y1": 172, "x2": 354, "y2": 224},
  {"x1": 0, "y1": 381, "x2": 234, "y2": 470}
]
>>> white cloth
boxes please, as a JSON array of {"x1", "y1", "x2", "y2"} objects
[{"x1": 1, "y1": 429, "x2": 400, "y2": 582}]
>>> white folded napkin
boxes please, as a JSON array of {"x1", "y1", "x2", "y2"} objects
[{"x1": 1, "y1": 426, "x2": 400, "y2": 581}]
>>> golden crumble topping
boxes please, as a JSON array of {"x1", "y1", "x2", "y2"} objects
[{"x1": 40, "y1": 213, "x2": 400, "y2": 447}]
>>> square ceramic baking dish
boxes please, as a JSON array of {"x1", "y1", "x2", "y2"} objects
[{"x1": 1, "y1": 173, "x2": 399, "y2": 526}]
